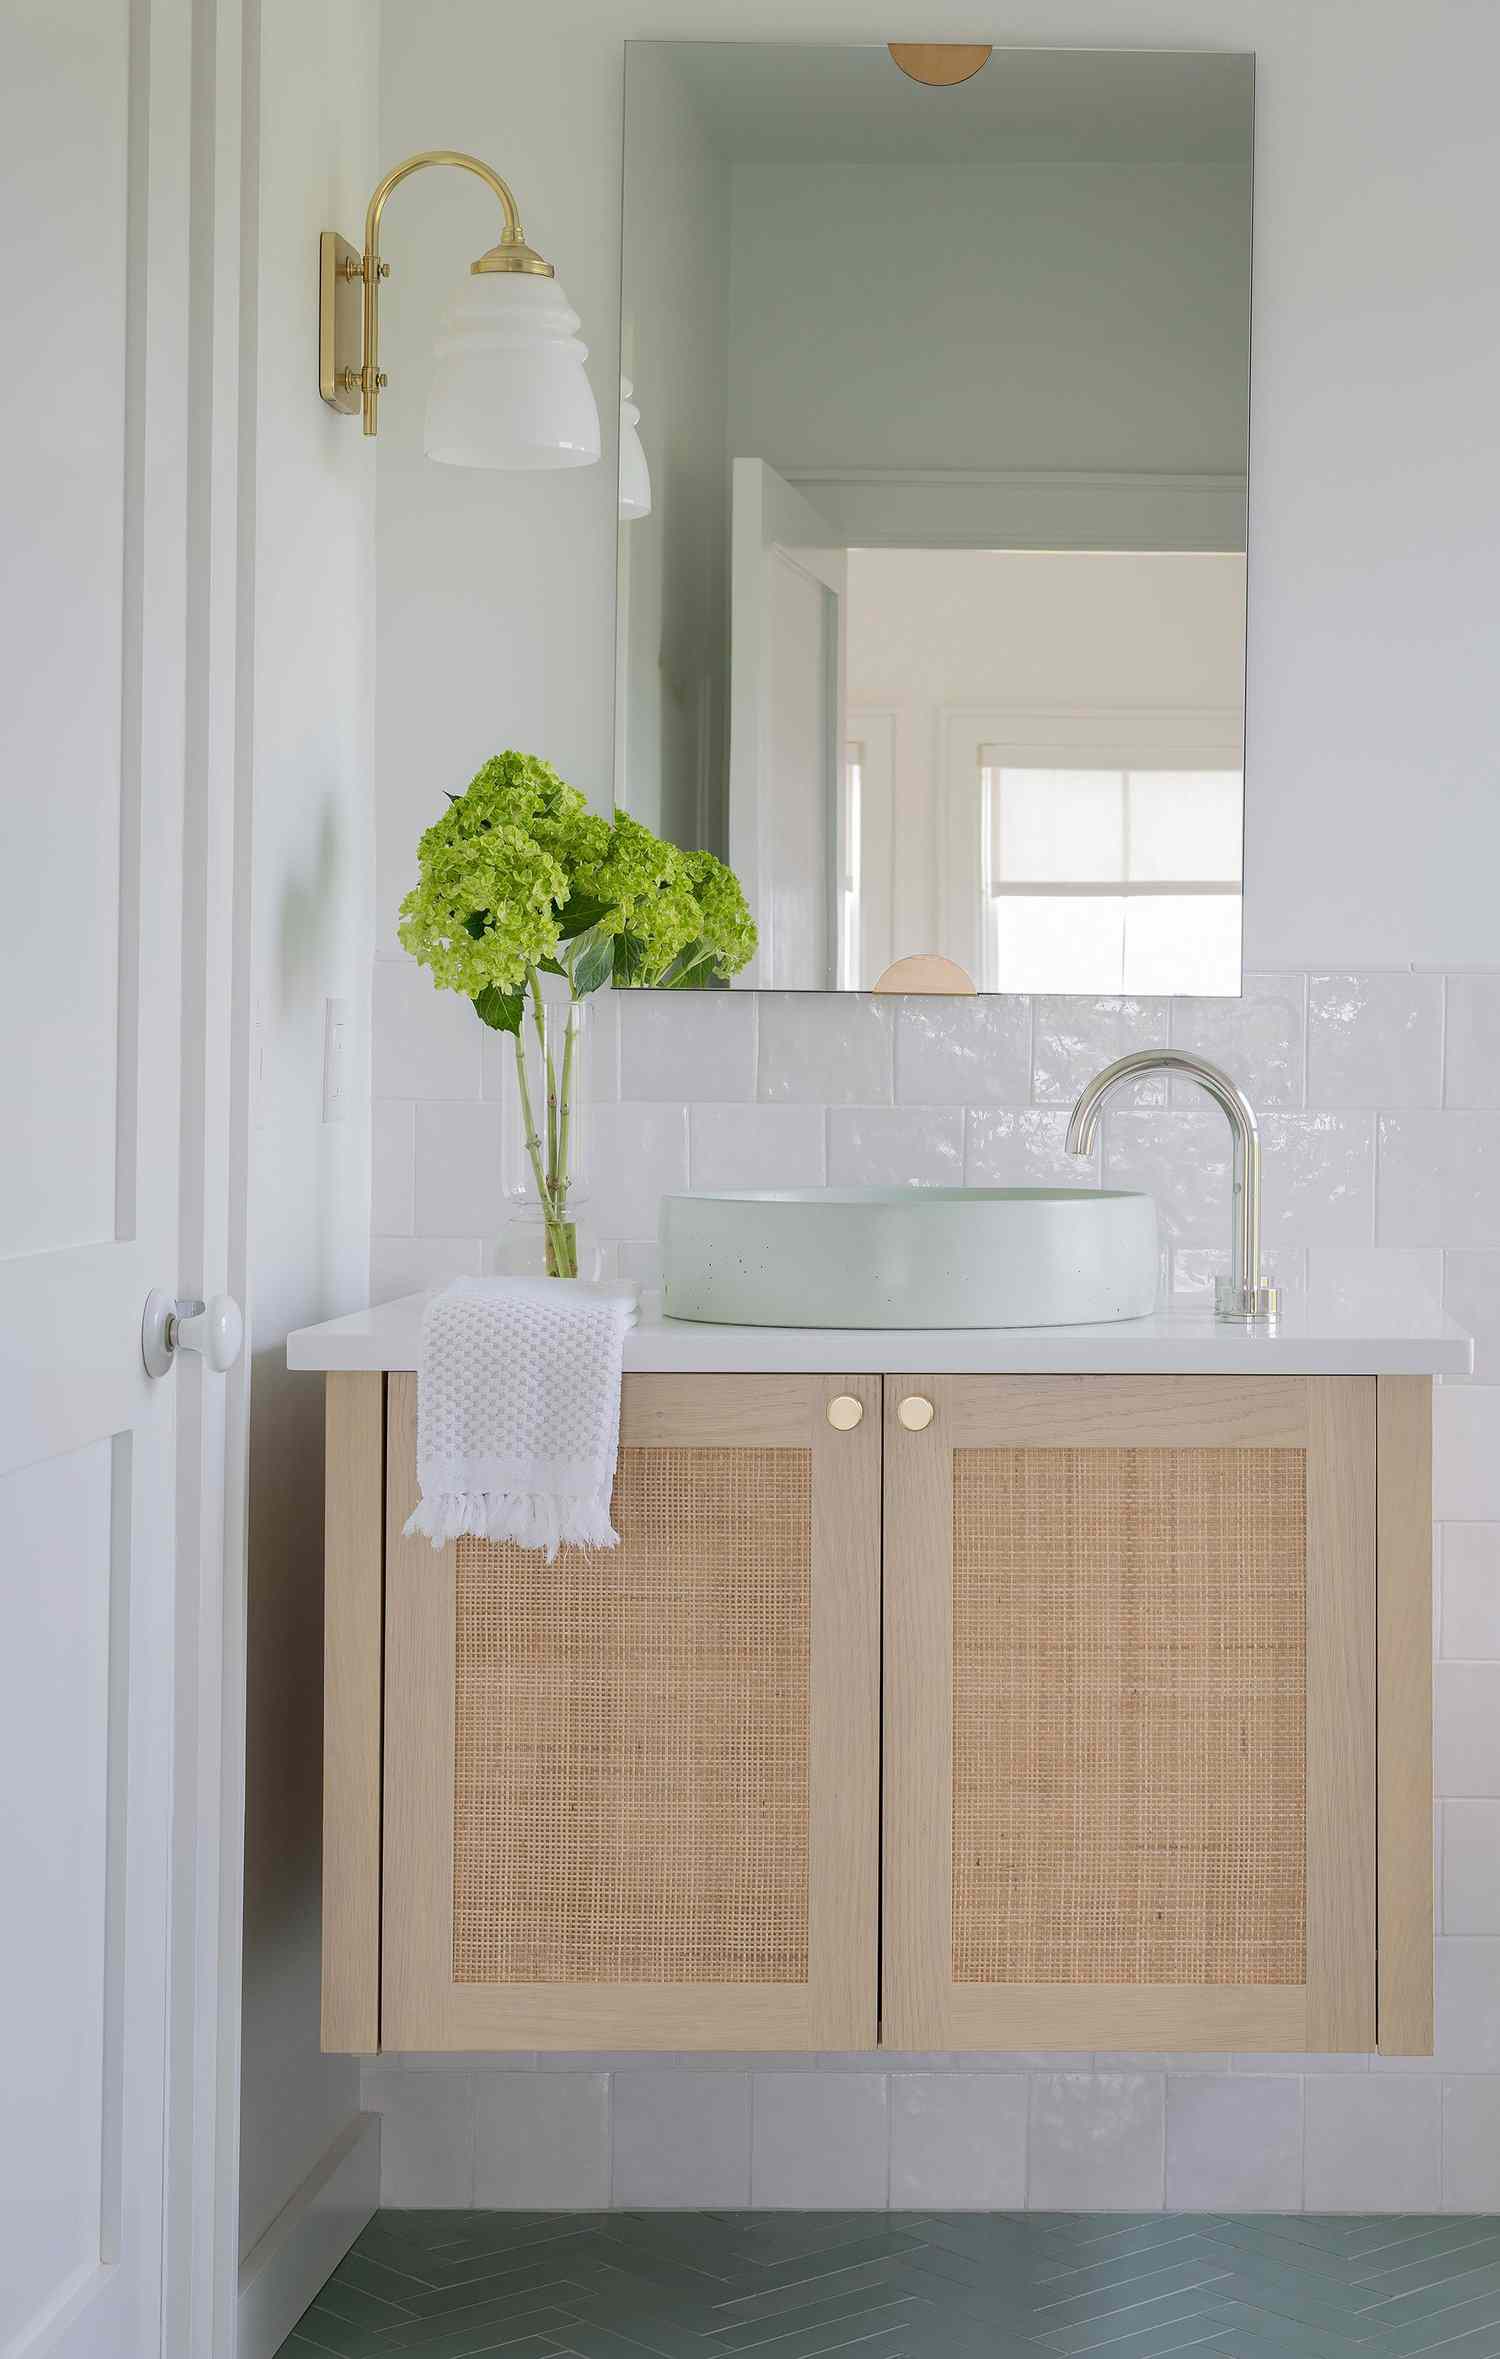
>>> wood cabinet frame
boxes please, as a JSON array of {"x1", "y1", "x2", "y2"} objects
[{"x1": 319, "y1": 1368, "x2": 1432, "y2": 2057}]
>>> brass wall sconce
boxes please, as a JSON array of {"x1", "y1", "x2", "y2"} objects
[{"x1": 318, "y1": 149, "x2": 602, "y2": 470}]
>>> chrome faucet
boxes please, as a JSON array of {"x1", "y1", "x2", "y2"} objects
[{"x1": 1065, "y1": 1051, "x2": 1281, "y2": 1325}]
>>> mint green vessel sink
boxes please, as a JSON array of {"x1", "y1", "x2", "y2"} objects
[{"x1": 659, "y1": 1186, "x2": 1159, "y2": 1330}]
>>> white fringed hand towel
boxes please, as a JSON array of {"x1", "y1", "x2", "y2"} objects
[{"x1": 404, "y1": 1276, "x2": 638, "y2": 1561}]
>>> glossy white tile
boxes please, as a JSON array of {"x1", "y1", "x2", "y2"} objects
[
  {"x1": 371, "y1": 1100, "x2": 415, "y2": 1236},
  {"x1": 610, "y1": 2071, "x2": 751, "y2": 2209},
  {"x1": 827, "y1": 1106, "x2": 964, "y2": 1187},
  {"x1": 966, "y1": 1108, "x2": 1099, "y2": 1188},
  {"x1": 1027, "y1": 2072, "x2": 1165, "y2": 2211},
  {"x1": 688, "y1": 1103, "x2": 826, "y2": 1190},
  {"x1": 1437, "y1": 1665, "x2": 1500, "y2": 1796},
  {"x1": 1170, "y1": 973, "x2": 1306, "y2": 1109},
  {"x1": 757, "y1": 995, "x2": 894, "y2": 1105},
  {"x1": 373, "y1": 956, "x2": 485, "y2": 1102},
  {"x1": 888, "y1": 2074, "x2": 1028, "y2": 2209},
  {"x1": 367, "y1": 2067, "x2": 475, "y2": 2206},
  {"x1": 412, "y1": 1099, "x2": 504, "y2": 1237},
  {"x1": 1435, "y1": 1389, "x2": 1500, "y2": 1520},
  {"x1": 1441, "y1": 1525, "x2": 1500, "y2": 1659},
  {"x1": 1442, "y1": 1802, "x2": 1500, "y2": 1935},
  {"x1": 1302, "y1": 2075, "x2": 1442, "y2": 2210},
  {"x1": 1435, "y1": 1941, "x2": 1500, "y2": 2072},
  {"x1": 750, "y1": 2073, "x2": 888, "y2": 2208},
  {"x1": 1444, "y1": 1252, "x2": 1500, "y2": 1382},
  {"x1": 1442, "y1": 2077, "x2": 1500, "y2": 2208},
  {"x1": 1307, "y1": 971, "x2": 1443, "y2": 1108},
  {"x1": 1378, "y1": 1113, "x2": 1500, "y2": 1246},
  {"x1": 1032, "y1": 996, "x2": 1169, "y2": 1107},
  {"x1": 621, "y1": 991, "x2": 756, "y2": 1103},
  {"x1": 1102, "y1": 1110, "x2": 1228, "y2": 1246},
  {"x1": 588, "y1": 1104, "x2": 689, "y2": 1240},
  {"x1": 1306, "y1": 1245, "x2": 1443, "y2": 1324},
  {"x1": 473, "y1": 2071, "x2": 609, "y2": 2208},
  {"x1": 369, "y1": 1234, "x2": 480, "y2": 1303},
  {"x1": 1260, "y1": 1113, "x2": 1376, "y2": 1245},
  {"x1": 1164, "y1": 2074, "x2": 1302, "y2": 2210},
  {"x1": 892, "y1": 997, "x2": 1029, "y2": 1108},
  {"x1": 1445, "y1": 974, "x2": 1500, "y2": 1109}
]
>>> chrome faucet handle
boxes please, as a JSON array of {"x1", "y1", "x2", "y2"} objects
[{"x1": 1065, "y1": 1048, "x2": 1281, "y2": 1328}]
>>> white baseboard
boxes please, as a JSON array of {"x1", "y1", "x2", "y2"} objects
[{"x1": 237, "y1": 2111, "x2": 380, "y2": 2359}]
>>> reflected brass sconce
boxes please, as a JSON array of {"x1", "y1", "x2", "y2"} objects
[{"x1": 318, "y1": 149, "x2": 601, "y2": 470}]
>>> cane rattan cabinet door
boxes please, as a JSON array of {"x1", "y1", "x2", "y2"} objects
[
  {"x1": 381, "y1": 1370, "x2": 880, "y2": 2050},
  {"x1": 883, "y1": 1376, "x2": 1380, "y2": 2053}
]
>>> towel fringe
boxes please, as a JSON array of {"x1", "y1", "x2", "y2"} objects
[{"x1": 404, "y1": 1488, "x2": 620, "y2": 1564}]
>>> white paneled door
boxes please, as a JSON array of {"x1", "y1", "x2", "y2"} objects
[{"x1": 1, "y1": 2, "x2": 244, "y2": 2354}]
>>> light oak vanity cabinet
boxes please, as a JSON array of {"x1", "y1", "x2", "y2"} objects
[{"x1": 314, "y1": 1344, "x2": 1437, "y2": 2060}]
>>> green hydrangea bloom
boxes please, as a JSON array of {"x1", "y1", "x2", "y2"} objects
[
  {"x1": 684, "y1": 848, "x2": 758, "y2": 977},
  {"x1": 570, "y1": 809, "x2": 702, "y2": 979},
  {"x1": 396, "y1": 750, "x2": 579, "y2": 994}
]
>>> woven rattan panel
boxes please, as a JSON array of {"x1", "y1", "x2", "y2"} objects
[
  {"x1": 452, "y1": 1445, "x2": 812, "y2": 1985},
  {"x1": 953, "y1": 1447, "x2": 1306, "y2": 1987}
]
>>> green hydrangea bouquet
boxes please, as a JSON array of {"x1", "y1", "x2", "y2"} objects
[{"x1": 398, "y1": 751, "x2": 756, "y2": 1276}]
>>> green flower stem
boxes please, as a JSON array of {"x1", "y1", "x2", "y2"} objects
[
  {"x1": 555, "y1": 998, "x2": 578, "y2": 1213},
  {"x1": 511, "y1": 1024, "x2": 573, "y2": 1277}
]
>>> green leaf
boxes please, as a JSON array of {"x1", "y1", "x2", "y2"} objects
[
  {"x1": 571, "y1": 928, "x2": 616, "y2": 997},
  {"x1": 658, "y1": 938, "x2": 716, "y2": 989},
  {"x1": 556, "y1": 893, "x2": 614, "y2": 942},
  {"x1": 536, "y1": 954, "x2": 568, "y2": 979},
  {"x1": 472, "y1": 983, "x2": 525, "y2": 1034},
  {"x1": 463, "y1": 909, "x2": 490, "y2": 940},
  {"x1": 610, "y1": 929, "x2": 648, "y2": 989}
]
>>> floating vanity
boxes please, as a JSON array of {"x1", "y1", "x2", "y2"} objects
[{"x1": 290, "y1": 1292, "x2": 1469, "y2": 2061}]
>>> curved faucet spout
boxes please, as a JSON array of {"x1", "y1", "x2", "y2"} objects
[{"x1": 1066, "y1": 1049, "x2": 1279, "y2": 1325}]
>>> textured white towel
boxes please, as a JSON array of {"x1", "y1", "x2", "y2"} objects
[{"x1": 404, "y1": 1276, "x2": 638, "y2": 1560}]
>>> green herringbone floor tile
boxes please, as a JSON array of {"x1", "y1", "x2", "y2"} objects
[{"x1": 276, "y1": 2212, "x2": 1500, "y2": 2359}]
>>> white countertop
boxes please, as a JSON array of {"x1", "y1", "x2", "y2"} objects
[{"x1": 288, "y1": 1290, "x2": 1473, "y2": 1377}]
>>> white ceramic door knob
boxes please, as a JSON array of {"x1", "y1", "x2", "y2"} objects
[{"x1": 142, "y1": 1289, "x2": 245, "y2": 1378}]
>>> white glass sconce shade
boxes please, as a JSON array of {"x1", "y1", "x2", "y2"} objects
[
  {"x1": 619, "y1": 376, "x2": 652, "y2": 518},
  {"x1": 424, "y1": 272, "x2": 602, "y2": 470}
]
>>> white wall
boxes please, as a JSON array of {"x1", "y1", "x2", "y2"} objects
[
  {"x1": 238, "y1": 0, "x2": 378, "y2": 2265},
  {"x1": 368, "y1": 0, "x2": 1500, "y2": 2211}
]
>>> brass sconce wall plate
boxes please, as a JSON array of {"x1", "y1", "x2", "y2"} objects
[
  {"x1": 319, "y1": 231, "x2": 364, "y2": 414},
  {"x1": 888, "y1": 43, "x2": 993, "y2": 86}
]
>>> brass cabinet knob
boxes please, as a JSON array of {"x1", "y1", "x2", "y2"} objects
[
  {"x1": 897, "y1": 1394, "x2": 935, "y2": 1431},
  {"x1": 826, "y1": 1394, "x2": 864, "y2": 1431}
]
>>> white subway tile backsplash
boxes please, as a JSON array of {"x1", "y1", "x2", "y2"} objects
[
  {"x1": 620, "y1": 991, "x2": 755, "y2": 1103},
  {"x1": 1443, "y1": 1802, "x2": 1500, "y2": 1934},
  {"x1": 1171, "y1": 972, "x2": 1306, "y2": 1109},
  {"x1": 1303, "y1": 2076, "x2": 1442, "y2": 2210},
  {"x1": 371, "y1": 1099, "x2": 415, "y2": 1236},
  {"x1": 373, "y1": 956, "x2": 485, "y2": 1102},
  {"x1": 1102, "y1": 1110, "x2": 1228, "y2": 1246},
  {"x1": 1435, "y1": 1390, "x2": 1500, "y2": 1520},
  {"x1": 1437, "y1": 1665, "x2": 1500, "y2": 1795},
  {"x1": 889, "y1": 2074, "x2": 1027, "y2": 2209},
  {"x1": 1443, "y1": 2077, "x2": 1500, "y2": 2208},
  {"x1": 1436, "y1": 1941, "x2": 1500, "y2": 2072},
  {"x1": 610, "y1": 2071, "x2": 751, "y2": 2208},
  {"x1": 689, "y1": 1103, "x2": 825, "y2": 1190},
  {"x1": 1444, "y1": 1252, "x2": 1500, "y2": 1382},
  {"x1": 1306, "y1": 1245, "x2": 1444, "y2": 1323},
  {"x1": 1027, "y1": 2073, "x2": 1165, "y2": 2210},
  {"x1": 473, "y1": 2072, "x2": 609, "y2": 2208},
  {"x1": 1165, "y1": 2075, "x2": 1302, "y2": 2210},
  {"x1": 1260, "y1": 1113, "x2": 1377, "y2": 1245},
  {"x1": 966, "y1": 1107, "x2": 1098, "y2": 1188},
  {"x1": 757, "y1": 994, "x2": 894, "y2": 1105},
  {"x1": 894, "y1": 997, "x2": 1029, "y2": 1107},
  {"x1": 750, "y1": 2073, "x2": 888, "y2": 2208},
  {"x1": 1445, "y1": 974, "x2": 1500, "y2": 1109},
  {"x1": 1378, "y1": 1114, "x2": 1500, "y2": 1246},
  {"x1": 1307, "y1": 972, "x2": 1444, "y2": 1108},
  {"x1": 1032, "y1": 995, "x2": 1169, "y2": 1107},
  {"x1": 370, "y1": 1233, "x2": 480, "y2": 1302},
  {"x1": 587, "y1": 1104, "x2": 689, "y2": 1240},
  {"x1": 828, "y1": 1106, "x2": 963, "y2": 1187},
  {"x1": 412, "y1": 1099, "x2": 504, "y2": 1237},
  {"x1": 1441, "y1": 1526, "x2": 1500, "y2": 1659}
]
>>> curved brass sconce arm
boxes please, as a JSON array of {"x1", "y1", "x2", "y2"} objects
[{"x1": 320, "y1": 149, "x2": 554, "y2": 437}]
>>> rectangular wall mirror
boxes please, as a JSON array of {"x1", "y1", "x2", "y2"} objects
[{"x1": 614, "y1": 41, "x2": 1254, "y2": 996}]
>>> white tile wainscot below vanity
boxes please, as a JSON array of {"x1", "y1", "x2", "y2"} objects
[{"x1": 291, "y1": 1291, "x2": 1469, "y2": 2106}]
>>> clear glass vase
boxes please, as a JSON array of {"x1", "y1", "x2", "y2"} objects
[{"x1": 498, "y1": 994, "x2": 591, "y2": 1278}]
